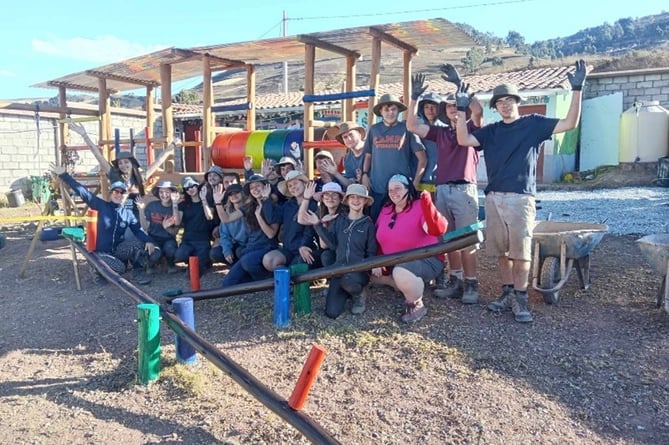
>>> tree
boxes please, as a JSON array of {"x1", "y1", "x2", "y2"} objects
[
  {"x1": 461, "y1": 47, "x2": 485, "y2": 73},
  {"x1": 506, "y1": 30, "x2": 525, "y2": 49},
  {"x1": 174, "y1": 89, "x2": 201, "y2": 105}
]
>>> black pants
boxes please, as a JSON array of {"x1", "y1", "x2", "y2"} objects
[{"x1": 325, "y1": 271, "x2": 369, "y2": 319}]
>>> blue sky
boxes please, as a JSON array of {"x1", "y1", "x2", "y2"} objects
[{"x1": 1, "y1": 0, "x2": 666, "y2": 100}]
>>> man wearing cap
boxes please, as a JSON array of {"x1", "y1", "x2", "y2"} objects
[
  {"x1": 361, "y1": 93, "x2": 427, "y2": 220},
  {"x1": 455, "y1": 60, "x2": 588, "y2": 323},
  {"x1": 407, "y1": 68, "x2": 483, "y2": 305},
  {"x1": 318, "y1": 122, "x2": 366, "y2": 188},
  {"x1": 137, "y1": 180, "x2": 181, "y2": 274},
  {"x1": 50, "y1": 163, "x2": 156, "y2": 285},
  {"x1": 414, "y1": 92, "x2": 446, "y2": 192}
]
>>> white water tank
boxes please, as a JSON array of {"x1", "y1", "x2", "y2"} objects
[{"x1": 618, "y1": 101, "x2": 669, "y2": 163}]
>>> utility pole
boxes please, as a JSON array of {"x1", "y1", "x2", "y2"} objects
[{"x1": 283, "y1": 10, "x2": 288, "y2": 94}]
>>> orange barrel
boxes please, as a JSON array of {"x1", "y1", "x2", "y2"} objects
[
  {"x1": 211, "y1": 131, "x2": 250, "y2": 168},
  {"x1": 264, "y1": 130, "x2": 289, "y2": 162},
  {"x1": 245, "y1": 131, "x2": 271, "y2": 170},
  {"x1": 283, "y1": 129, "x2": 304, "y2": 160}
]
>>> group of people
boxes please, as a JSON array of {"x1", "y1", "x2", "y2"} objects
[{"x1": 54, "y1": 60, "x2": 587, "y2": 324}]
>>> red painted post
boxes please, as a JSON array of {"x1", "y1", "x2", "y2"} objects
[
  {"x1": 85, "y1": 209, "x2": 98, "y2": 251},
  {"x1": 194, "y1": 130, "x2": 202, "y2": 172},
  {"x1": 288, "y1": 344, "x2": 327, "y2": 411},
  {"x1": 189, "y1": 256, "x2": 200, "y2": 291},
  {"x1": 145, "y1": 126, "x2": 154, "y2": 166}
]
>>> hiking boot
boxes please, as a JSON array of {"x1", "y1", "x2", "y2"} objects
[
  {"x1": 462, "y1": 279, "x2": 479, "y2": 304},
  {"x1": 133, "y1": 271, "x2": 152, "y2": 285},
  {"x1": 89, "y1": 267, "x2": 107, "y2": 285},
  {"x1": 433, "y1": 275, "x2": 463, "y2": 299},
  {"x1": 401, "y1": 298, "x2": 427, "y2": 323},
  {"x1": 511, "y1": 292, "x2": 533, "y2": 323},
  {"x1": 487, "y1": 285, "x2": 514, "y2": 312},
  {"x1": 351, "y1": 289, "x2": 367, "y2": 315}
]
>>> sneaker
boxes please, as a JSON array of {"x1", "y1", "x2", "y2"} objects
[
  {"x1": 133, "y1": 271, "x2": 152, "y2": 285},
  {"x1": 462, "y1": 279, "x2": 479, "y2": 304},
  {"x1": 487, "y1": 285, "x2": 514, "y2": 312},
  {"x1": 166, "y1": 265, "x2": 179, "y2": 274},
  {"x1": 511, "y1": 292, "x2": 533, "y2": 323},
  {"x1": 351, "y1": 289, "x2": 367, "y2": 315},
  {"x1": 433, "y1": 275, "x2": 464, "y2": 299},
  {"x1": 401, "y1": 299, "x2": 427, "y2": 323}
]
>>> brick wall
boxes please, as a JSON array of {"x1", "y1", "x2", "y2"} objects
[
  {"x1": 585, "y1": 67, "x2": 669, "y2": 111},
  {"x1": 0, "y1": 109, "x2": 163, "y2": 203}
]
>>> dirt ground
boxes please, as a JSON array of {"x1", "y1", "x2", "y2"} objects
[{"x1": 1, "y1": 169, "x2": 668, "y2": 445}]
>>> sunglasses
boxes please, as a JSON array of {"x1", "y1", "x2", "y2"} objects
[
  {"x1": 388, "y1": 212, "x2": 397, "y2": 229},
  {"x1": 111, "y1": 189, "x2": 127, "y2": 196}
]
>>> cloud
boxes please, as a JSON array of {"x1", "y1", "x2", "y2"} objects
[
  {"x1": 0, "y1": 69, "x2": 16, "y2": 77},
  {"x1": 32, "y1": 35, "x2": 168, "y2": 64}
]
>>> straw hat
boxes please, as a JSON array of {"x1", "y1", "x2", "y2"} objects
[
  {"x1": 334, "y1": 121, "x2": 366, "y2": 144},
  {"x1": 313, "y1": 182, "x2": 345, "y2": 202},
  {"x1": 373, "y1": 93, "x2": 407, "y2": 116},
  {"x1": 344, "y1": 183, "x2": 374, "y2": 206},
  {"x1": 277, "y1": 170, "x2": 310, "y2": 197}
]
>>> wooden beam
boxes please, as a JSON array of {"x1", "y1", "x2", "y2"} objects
[
  {"x1": 145, "y1": 86, "x2": 154, "y2": 151},
  {"x1": 58, "y1": 86, "x2": 67, "y2": 168},
  {"x1": 202, "y1": 54, "x2": 213, "y2": 169},
  {"x1": 403, "y1": 51, "x2": 412, "y2": 110},
  {"x1": 247, "y1": 65, "x2": 256, "y2": 131},
  {"x1": 345, "y1": 55, "x2": 357, "y2": 122},
  {"x1": 297, "y1": 35, "x2": 361, "y2": 58},
  {"x1": 171, "y1": 48, "x2": 247, "y2": 69},
  {"x1": 98, "y1": 78, "x2": 111, "y2": 199},
  {"x1": 86, "y1": 70, "x2": 160, "y2": 88},
  {"x1": 0, "y1": 103, "x2": 99, "y2": 116},
  {"x1": 368, "y1": 27, "x2": 418, "y2": 54},
  {"x1": 367, "y1": 37, "x2": 381, "y2": 126},
  {"x1": 304, "y1": 44, "x2": 315, "y2": 179},
  {"x1": 160, "y1": 64, "x2": 174, "y2": 148},
  {"x1": 47, "y1": 80, "x2": 102, "y2": 93}
]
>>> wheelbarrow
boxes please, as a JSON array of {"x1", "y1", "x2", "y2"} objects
[
  {"x1": 636, "y1": 234, "x2": 669, "y2": 314},
  {"x1": 531, "y1": 221, "x2": 608, "y2": 304}
]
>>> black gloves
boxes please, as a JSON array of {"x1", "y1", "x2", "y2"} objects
[
  {"x1": 567, "y1": 59, "x2": 586, "y2": 91},
  {"x1": 440, "y1": 63, "x2": 463, "y2": 87},
  {"x1": 455, "y1": 83, "x2": 472, "y2": 112},
  {"x1": 411, "y1": 73, "x2": 428, "y2": 101}
]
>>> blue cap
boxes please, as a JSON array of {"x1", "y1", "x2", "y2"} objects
[{"x1": 109, "y1": 181, "x2": 128, "y2": 192}]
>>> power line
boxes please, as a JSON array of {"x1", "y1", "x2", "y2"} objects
[
  {"x1": 257, "y1": 19, "x2": 285, "y2": 39},
  {"x1": 288, "y1": 0, "x2": 539, "y2": 21}
]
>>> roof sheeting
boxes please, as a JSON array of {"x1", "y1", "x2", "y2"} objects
[{"x1": 33, "y1": 18, "x2": 475, "y2": 94}]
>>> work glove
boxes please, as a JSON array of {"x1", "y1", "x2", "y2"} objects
[
  {"x1": 440, "y1": 63, "x2": 463, "y2": 87},
  {"x1": 420, "y1": 191, "x2": 448, "y2": 236},
  {"x1": 455, "y1": 83, "x2": 472, "y2": 112},
  {"x1": 567, "y1": 59, "x2": 586, "y2": 91},
  {"x1": 411, "y1": 73, "x2": 428, "y2": 101}
]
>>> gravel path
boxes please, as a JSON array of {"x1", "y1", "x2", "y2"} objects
[{"x1": 535, "y1": 187, "x2": 669, "y2": 235}]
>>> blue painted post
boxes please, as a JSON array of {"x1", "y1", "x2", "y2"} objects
[
  {"x1": 172, "y1": 297, "x2": 197, "y2": 365},
  {"x1": 114, "y1": 128, "x2": 121, "y2": 159},
  {"x1": 274, "y1": 267, "x2": 291, "y2": 328}
]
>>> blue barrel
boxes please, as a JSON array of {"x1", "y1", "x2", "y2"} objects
[{"x1": 283, "y1": 130, "x2": 304, "y2": 160}]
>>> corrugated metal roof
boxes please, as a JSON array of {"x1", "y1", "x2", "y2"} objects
[{"x1": 33, "y1": 18, "x2": 474, "y2": 94}]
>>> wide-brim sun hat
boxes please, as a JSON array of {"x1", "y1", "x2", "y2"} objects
[
  {"x1": 111, "y1": 151, "x2": 139, "y2": 169},
  {"x1": 489, "y1": 83, "x2": 522, "y2": 109},
  {"x1": 373, "y1": 93, "x2": 407, "y2": 117},
  {"x1": 276, "y1": 156, "x2": 297, "y2": 167},
  {"x1": 243, "y1": 174, "x2": 269, "y2": 195},
  {"x1": 334, "y1": 121, "x2": 366, "y2": 145},
  {"x1": 313, "y1": 181, "x2": 345, "y2": 202},
  {"x1": 277, "y1": 170, "x2": 310, "y2": 197},
  {"x1": 344, "y1": 183, "x2": 374, "y2": 206},
  {"x1": 314, "y1": 150, "x2": 335, "y2": 163},
  {"x1": 152, "y1": 180, "x2": 178, "y2": 198}
]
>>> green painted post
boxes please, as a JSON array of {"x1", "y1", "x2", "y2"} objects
[
  {"x1": 137, "y1": 303, "x2": 161, "y2": 385},
  {"x1": 291, "y1": 263, "x2": 311, "y2": 315}
]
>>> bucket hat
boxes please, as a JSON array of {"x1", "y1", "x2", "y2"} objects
[
  {"x1": 243, "y1": 174, "x2": 269, "y2": 195},
  {"x1": 204, "y1": 165, "x2": 224, "y2": 182},
  {"x1": 111, "y1": 151, "x2": 139, "y2": 169},
  {"x1": 334, "y1": 121, "x2": 366, "y2": 144},
  {"x1": 109, "y1": 181, "x2": 128, "y2": 192},
  {"x1": 276, "y1": 156, "x2": 297, "y2": 168},
  {"x1": 418, "y1": 92, "x2": 442, "y2": 108},
  {"x1": 152, "y1": 180, "x2": 178, "y2": 198},
  {"x1": 373, "y1": 93, "x2": 407, "y2": 116},
  {"x1": 344, "y1": 183, "x2": 374, "y2": 206},
  {"x1": 181, "y1": 176, "x2": 199, "y2": 190},
  {"x1": 314, "y1": 150, "x2": 335, "y2": 163},
  {"x1": 489, "y1": 83, "x2": 521, "y2": 109},
  {"x1": 313, "y1": 182, "x2": 345, "y2": 202},
  {"x1": 277, "y1": 170, "x2": 310, "y2": 197}
]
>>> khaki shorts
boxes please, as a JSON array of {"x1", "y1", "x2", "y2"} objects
[
  {"x1": 435, "y1": 183, "x2": 479, "y2": 231},
  {"x1": 484, "y1": 192, "x2": 536, "y2": 261}
]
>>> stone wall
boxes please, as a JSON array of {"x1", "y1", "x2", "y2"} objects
[
  {"x1": 0, "y1": 108, "x2": 163, "y2": 204},
  {"x1": 585, "y1": 67, "x2": 669, "y2": 111}
]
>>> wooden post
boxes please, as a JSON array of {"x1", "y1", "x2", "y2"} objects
[
  {"x1": 98, "y1": 78, "x2": 111, "y2": 200},
  {"x1": 202, "y1": 54, "x2": 213, "y2": 170},
  {"x1": 247, "y1": 65, "x2": 256, "y2": 131},
  {"x1": 145, "y1": 86, "x2": 154, "y2": 166},
  {"x1": 288, "y1": 344, "x2": 327, "y2": 411},
  {"x1": 194, "y1": 130, "x2": 202, "y2": 173},
  {"x1": 304, "y1": 44, "x2": 316, "y2": 179},
  {"x1": 367, "y1": 37, "x2": 381, "y2": 126},
  {"x1": 402, "y1": 51, "x2": 412, "y2": 115},
  {"x1": 160, "y1": 63, "x2": 173, "y2": 164},
  {"x1": 57, "y1": 86, "x2": 67, "y2": 167},
  {"x1": 345, "y1": 55, "x2": 357, "y2": 122}
]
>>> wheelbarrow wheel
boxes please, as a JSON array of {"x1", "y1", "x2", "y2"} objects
[{"x1": 539, "y1": 256, "x2": 560, "y2": 304}]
